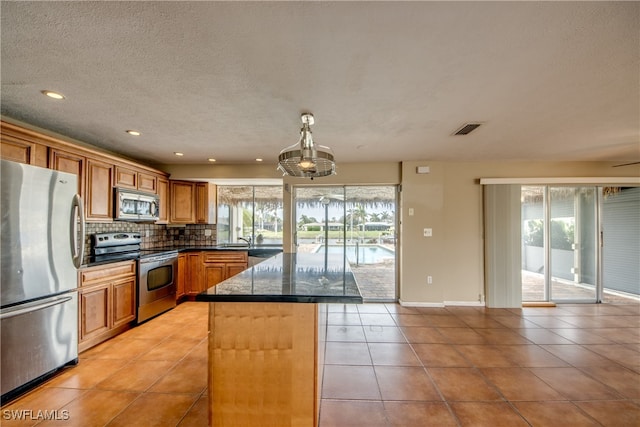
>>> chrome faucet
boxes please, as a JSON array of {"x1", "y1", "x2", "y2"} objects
[{"x1": 238, "y1": 237, "x2": 252, "y2": 246}]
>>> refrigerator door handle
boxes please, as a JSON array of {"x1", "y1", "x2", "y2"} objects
[
  {"x1": 0, "y1": 295, "x2": 73, "y2": 320},
  {"x1": 71, "y1": 194, "x2": 85, "y2": 269}
]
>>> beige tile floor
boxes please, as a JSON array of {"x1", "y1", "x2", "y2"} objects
[{"x1": 2, "y1": 301, "x2": 639, "y2": 426}]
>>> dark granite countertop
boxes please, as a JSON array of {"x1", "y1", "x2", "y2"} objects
[
  {"x1": 82, "y1": 246, "x2": 282, "y2": 268},
  {"x1": 195, "y1": 252, "x2": 363, "y2": 304}
]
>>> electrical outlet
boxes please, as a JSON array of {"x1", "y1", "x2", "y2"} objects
[
  {"x1": 409, "y1": 208, "x2": 414, "y2": 216},
  {"x1": 145, "y1": 230, "x2": 150, "y2": 237},
  {"x1": 427, "y1": 276, "x2": 433, "y2": 285},
  {"x1": 204, "y1": 229, "x2": 212, "y2": 237},
  {"x1": 423, "y1": 228, "x2": 432, "y2": 237}
]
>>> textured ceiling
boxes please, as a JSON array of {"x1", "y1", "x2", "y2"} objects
[{"x1": 1, "y1": 1, "x2": 638, "y2": 166}]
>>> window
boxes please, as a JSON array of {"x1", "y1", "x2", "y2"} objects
[{"x1": 216, "y1": 186, "x2": 283, "y2": 246}]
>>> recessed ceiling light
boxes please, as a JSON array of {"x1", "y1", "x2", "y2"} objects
[
  {"x1": 208, "y1": 158, "x2": 216, "y2": 162},
  {"x1": 256, "y1": 158, "x2": 263, "y2": 162},
  {"x1": 174, "y1": 152, "x2": 184, "y2": 156},
  {"x1": 42, "y1": 90, "x2": 65, "y2": 100},
  {"x1": 126, "y1": 130, "x2": 141, "y2": 136}
]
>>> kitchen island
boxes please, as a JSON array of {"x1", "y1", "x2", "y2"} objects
[{"x1": 195, "y1": 252, "x2": 362, "y2": 427}]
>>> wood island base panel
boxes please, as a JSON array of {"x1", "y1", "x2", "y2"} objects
[
  {"x1": 196, "y1": 252, "x2": 361, "y2": 426},
  {"x1": 208, "y1": 302, "x2": 327, "y2": 427}
]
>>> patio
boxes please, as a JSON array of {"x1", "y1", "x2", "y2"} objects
[
  {"x1": 298, "y1": 242, "x2": 397, "y2": 301},
  {"x1": 523, "y1": 270, "x2": 639, "y2": 304}
]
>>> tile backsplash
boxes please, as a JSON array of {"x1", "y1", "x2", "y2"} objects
[{"x1": 83, "y1": 222, "x2": 217, "y2": 264}]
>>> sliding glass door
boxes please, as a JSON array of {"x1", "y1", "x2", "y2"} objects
[
  {"x1": 521, "y1": 185, "x2": 640, "y2": 304},
  {"x1": 522, "y1": 186, "x2": 598, "y2": 303},
  {"x1": 549, "y1": 187, "x2": 598, "y2": 302},
  {"x1": 293, "y1": 185, "x2": 397, "y2": 301}
]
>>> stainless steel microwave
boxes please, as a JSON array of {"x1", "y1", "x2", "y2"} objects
[{"x1": 114, "y1": 188, "x2": 159, "y2": 222}]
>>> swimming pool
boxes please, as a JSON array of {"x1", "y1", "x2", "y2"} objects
[{"x1": 315, "y1": 245, "x2": 395, "y2": 264}]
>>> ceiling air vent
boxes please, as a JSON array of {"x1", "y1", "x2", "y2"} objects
[{"x1": 454, "y1": 123, "x2": 482, "y2": 135}]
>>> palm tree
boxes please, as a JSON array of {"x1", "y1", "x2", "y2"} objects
[
  {"x1": 380, "y1": 211, "x2": 393, "y2": 222},
  {"x1": 352, "y1": 204, "x2": 367, "y2": 231},
  {"x1": 369, "y1": 212, "x2": 381, "y2": 222}
]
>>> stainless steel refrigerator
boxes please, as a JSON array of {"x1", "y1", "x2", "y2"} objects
[{"x1": 1, "y1": 159, "x2": 85, "y2": 403}]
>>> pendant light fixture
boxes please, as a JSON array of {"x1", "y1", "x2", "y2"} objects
[{"x1": 277, "y1": 113, "x2": 336, "y2": 178}]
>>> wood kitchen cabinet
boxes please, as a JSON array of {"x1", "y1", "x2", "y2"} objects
[
  {"x1": 115, "y1": 165, "x2": 158, "y2": 194},
  {"x1": 0, "y1": 122, "x2": 48, "y2": 167},
  {"x1": 53, "y1": 152, "x2": 163, "y2": 223},
  {"x1": 202, "y1": 251, "x2": 248, "y2": 289},
  {"x1": 185, "y1": 252, "x2": 203, "y2": 296},
  {"x1": 177, "y1": 253, "x2": 186, "y2": 300},
  {"x1": 2, "y1": 121, "x2": 170, "y2": 222},
  {"x1": 50, "y1": 150, "x2": 113, "y2": 221},
  {"x1": 112, "y1": 277, "x2": 137, "y2": 328},
  {"x1": 180, "y1": 251, "x2": 248, "y2": 299},
  {"x1": 156, "y1": 177, "x2": 169, "y2": 224},
  {"x1": 114, "y1": 165, "x2": 137, "y2": 189},
  {"x1": 169, "y1": 180, "x2": 216, "y2": 224},
  {"x1": 202, "y1": 262, "x2": 225, "y2": 290},
  {"x1": 49, "y1": 148, "x2": 85, "y2": 197},
  {"x1": 196, "y1": 182, "x2": 217, "y2": 224},
  {"x1": 79, "y1": 283, "x2": 110, "y2": 347},
  {"x1": 79, "y1": 260, "x2": 137, "y2": 352},
  {"x1": 138, "y1": 172, "x2": 157, "y2": 193},
  {"x1": 85, "y1": 158, "x2": 114, "y2": 221},
  {"x1": 170, "y1": 180, "x2": 196, "y2": 223}
]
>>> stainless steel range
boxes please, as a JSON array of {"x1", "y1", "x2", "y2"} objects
[{"x1": 91, "y1": 233, "x2": 177, "y2": 323}]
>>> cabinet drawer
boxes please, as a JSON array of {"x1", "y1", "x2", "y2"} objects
[
  {"x1": 202, "y1": 251, "x2": 248, "y2": 263},
  {"x1": 81, "y1": 261, "x2": 136, "y2": 286}
]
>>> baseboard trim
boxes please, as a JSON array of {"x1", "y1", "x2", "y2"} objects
[
  {"x1": 398, "y1": 300, "x2": 445, "y2": 308},
  {"x1": 444, "y1": 301, "x2": 485, "y2": 307},
  {"x1": 399, "y1": 300, "x2": 486, "y2": 308}
]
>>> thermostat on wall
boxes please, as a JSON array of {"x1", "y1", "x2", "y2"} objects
[{"x1": 416, "y1": 166, "x2": 430, "y2": 174}]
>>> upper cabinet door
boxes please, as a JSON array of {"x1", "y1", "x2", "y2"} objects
[
  {"x1": 49, "y1": 148, "x2": 85, "y2": 197},
  {"x1": 138, "y1": 172, "x2": 157, "y2": 194},
  {"x1": 114, "y1": 166, "x2": 137, "y2": 189},
  {"x1": 156, "y1": 177, "x2": 169, "y2": 224},
  {"x1": 196, "y1": 182, "x2": 217, "y2": 224},
  {"x1": 115, "y1": 166, "x2": 157, "y2": 194},
  {"x1": 170, "y1": 181, "x2": 196, "y2": 223},
  {"x1": 1, "y1": 122, "x2": 48, "y2": 167},
  {"x1": 86, "y1": 158, "x2": 113, "y2": 221}
]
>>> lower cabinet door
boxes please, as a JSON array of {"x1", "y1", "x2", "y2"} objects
[
  {"x1": 112, "y1": 278, "x2": 136, "y2": 327},
  {"x1": 80, "y1": 284, "x2": 110, "y2": 341},
  {"x1": 225, "y1": 263, "x2": 248, "y2": 279},
  {"x1": 177, "y1": 254, "x2": 186, "y2": 298},
  {"x1": 203, "y1": 263, "x2": 225, "y2": 290}
]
